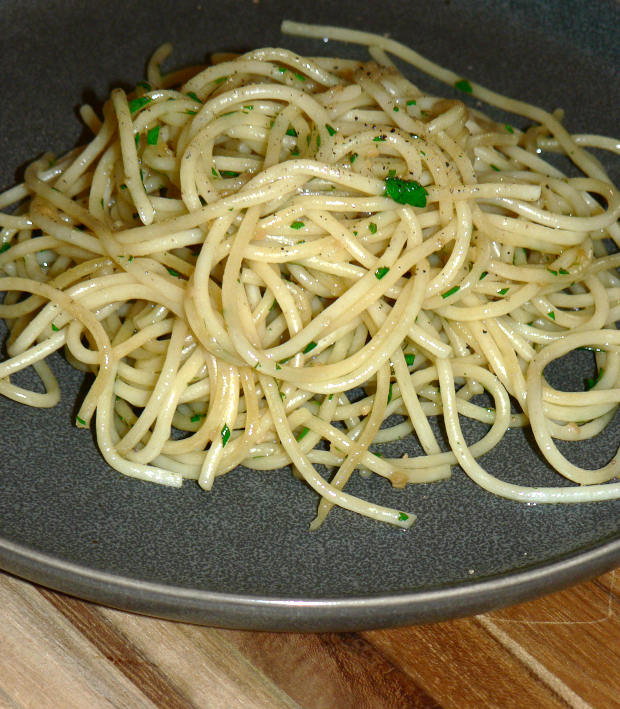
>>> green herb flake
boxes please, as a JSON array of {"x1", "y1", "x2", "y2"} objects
[
  {"x1": 328, "y1": 394, "x2": 334, "y2": 401},
  {"x1": 137, "y1": 81, "x2": 151, "y2": 91},
  {"x1": 350, "y1": 153, "x2": 358, "y2": 163},
  {"x1": 497, "y1": 287, "x2": 510, "y2": 296},
  {"x1": 387, "y1": 383, "x2": 393, "y2": 404},
  {"x1": 505, "y1": 124, "x2": 515, "y2": 134},
  {"x1": 76, "y1": 416, "x2": 86, "y2": 426},
  {"x1": 129, "y1": 96, "x2": 151, "y2": 113},
  {"x1": 51, "y1": 323, "x2": 59, "y2": 332},
  {"x1": 134, "y1": 133, "x2": 141, "y2": 147},
  {"x1": 406, "y1": 99, "x2": 417, "y2": 106},
  {"x1": 120, "y1": 183, "x2": 128, "y2": 190},
  {"x1": 186, "y1": 91, "x2": 201, "y2": 103},
  {"x1": 479, "y1": 271, "x2": 488, "y2": 280},
  {"x1": 373, "y1": 135, "x2": 386, "y2": 142},
  {"x1": 393, "y1": 106, "x2": 400, "y2": 112},
  {"x1": 303, "y1": 341, "x2": 317, "y2": 354},
  {"x1": 215, "y1": 76, "x2": 227, "y2": 84},
  {"x1": 398, "y1": 512, "x2": 409, "y2": 522},
  {"x1": 325, "y1": 124, "x2": 337, "y2": 136},
  {"x1": 547, "y1": 268, "x2": 558, "y2": 276},
  {"x1": 279, "y1": 391, "x2": 286, "y2": 400},
  {"x1": 291, "y1": 148, "x2": 299, "y2": 156},
  {"x1": 211, "y1": 167, "x2": 219, "y2": 178},
  {"x1": 221, "y1": 170, "x2": 240, "y2": 178},
  {"x1": 185, "y1": 109, "x2": 197, "y2": 115},
  {"x1": 0, "y1": 243, "x2": 11, "y2": 253},
  {"x1": 454, "y1": 79, "x2": 473, "y2": 94},
  {"x1": 286, "y1": 127, "x2": 298, "y2": 137},
  {"x1": 375, "y1": 266, "x2": 389, "y2": 279},
  {"x1": 384, "y1": 176, "x2": 428, "y2": 208},
  {"x1": 490, "y1": 164, "x2": 500, "y2": 172},
  {"x1": 294, "y1": 72, "x2": 306, "y2": 81},
  {"x1": 547, "y1": 310, "x2": 555, "y2": 320},
  {"x1": 278, "y1": 66, "x2": 287, "y2": 73},
  {"x1": 316, "y1": 134, "x2": 321, "y2": 148},
  {"x1": 368, "y1": 222, "x2": 378, "y2": 234},
  {"x1": 290, "y1": 221, "x2": 305, "y2": 230},
  {"x1": 559, "y1": 268, "x2": 569, "y2": 275},
  {"x1": 221, "y1": 424, "x2": 231, "y2": 446},
  {"x1": 405, "y1": 353, "x2": 415, "y2": 366},
  {"x1": 586, "y1": 368, "x2": 604, "y2": 390},
  {"x1": 190, "y1": 413, "x2": 205, "y2": 423},
  {"x1": 166, "y1": 266, "x2": 181, "y2": 278},
  {"x1": 442, "y1": 285, "x2": 460, "y2": 299},
  {"x1": 296, "y1": 426, "x2": 310, "y2": 441},
  {"x1": 147, "y1": 125, "x2": 160, "y2": 145}
]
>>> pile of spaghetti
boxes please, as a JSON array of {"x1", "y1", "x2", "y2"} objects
[{"x1": 1, "y1": 22, "x2": 619, "y2": 528}]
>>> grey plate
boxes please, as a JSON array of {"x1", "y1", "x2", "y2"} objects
[{"x1": 0, "y1": 0, "x2": 618, "y2": 631}]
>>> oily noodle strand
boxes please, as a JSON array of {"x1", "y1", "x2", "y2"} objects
[{"x1": 0, "y1": 22, "x2": 619, "y2": 529}]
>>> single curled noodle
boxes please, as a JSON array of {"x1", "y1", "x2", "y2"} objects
[{"x1": 1, "y1": 21, "x2": 619, "y2": 529}]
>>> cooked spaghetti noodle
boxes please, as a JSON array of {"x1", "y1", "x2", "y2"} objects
[{"x1": 0, "y1": 21, "x2": 619, "y2": 528}]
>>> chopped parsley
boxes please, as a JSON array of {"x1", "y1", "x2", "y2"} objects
[
  {"x1": 547, "y1": 268, "x2": 558, "y2": 276},
  {"x1": 295, "y1": 72, "x2": 306, "y2": 81},
  {"x1": 375, "y1": 266, "x2": 389, "y2": 279},
  {"x1": 186, "y1": 91, "x2": 201, "y2": 103},
  {"x1": 405, "y1": 353, "x2": 415, "y2": 366},
  {"x1": 384, "y1": 177, "x2": 428, "y2": 208},
  {"x1": 490, "y1": 164, "x2": 500, "y2": 172},
  {"x1": 147, "y1": 125, "x2": 160, "y2": 145},
  {"x1": 290, "y1": 221, "x2": 305, "y2": 230},
  {"x1": 398, "y1": 512, "x2": 409, "y2": 522},
  {"x1": 303, "y1": 341, "x2": 317, "y2": 354},
  {"x1": 406, "y1": 99, "x2": 417, "y2": 105},
  {"x1": 185, "y1": 109, "x2": 197, "y2": 115},
  {"x1": 190, "y1": 413, "x2": 205, "y2": 423},
  {"x1": 585, "y1": 368, "x2": 604, "y2": 390},
  {"x1": 479, "y1": 271, "x2": 488, "y2": 280},
  {"x1": 76, "y1": 416, "x2": 86, "y2": 426},
  {"x1": 373, "y1": 135, "x2": 386, "y2": 142},
  {"x1": 497, "y1": 287, "x2": 510, "y2": 295},
  {"x1": 0, "y1": 243, "x2": 11, "y2": 253},
  {"x1": 215, "y1": 76, "x2": 227, "y2": 84},
  {"x1": 350, "y1": 153, "x2": 358, "y2": 163},
  {"x1": 368, "y1": 222, "x2": 378, "y2": 234},
  {"x1": 393, "y1": 106, "x2": 399, "y2": 112},
  {"x1": 137, "y1": 81, "x2": 151, "y2": 91},
  {"x1": 128, "y1": 96, "x2": 151, "y2": 113},
  {"x1": 278, "y1": 66, "x2": 287, "y2": 73},
  {"x1": 442, "y1": 285, "x2": 460, "y2": 299},
  {"x1": 221, "y1": 170, "x2": 240, "y2": 178},
  {"x1": 454, "y1": 79, "x2": 473, "y2": 94},
  {"x1": 221, "y1": 424, "x2": 231, "y2": 446},
  {"x1": 505, "y1": 124, "x2": 515, "y2": 134},
  {"x1": 547, "y1": 310, "x2": 555, "y2": 320},
  {"x1": 51, "y1": 323, "x2": 59, "y2": 332},
  {"x1": 559, "y1": 268, "x2": 569, "y2": 275},
  {"x1": 325, "y1": 124, "x2": 337, "y2": 136},
  {"x1": 166, "y1": 266, "x2": 181, "y2": 278},
  {"x1": 296, "y1": 426, "x2": 310, "y2": 441},
  {"x1": 286, "y1": 127, "x2": 298, "y2": 137}
]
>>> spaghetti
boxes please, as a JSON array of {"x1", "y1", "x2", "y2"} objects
[{"x1": 0, "y1": 21, "x2": 619, "y2": 529}]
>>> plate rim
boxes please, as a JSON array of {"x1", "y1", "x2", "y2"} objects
[{"x1": 1, "y1": 534, "x2": 618, "y2": 631}]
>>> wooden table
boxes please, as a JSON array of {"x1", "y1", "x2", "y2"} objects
[{"x1": 1, "y1": 569, "x2": 618, "y2": 708}]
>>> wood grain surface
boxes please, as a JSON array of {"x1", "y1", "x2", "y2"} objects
[{"x1": 0, "y1": 569, "x2": 618, "y2": 709}]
